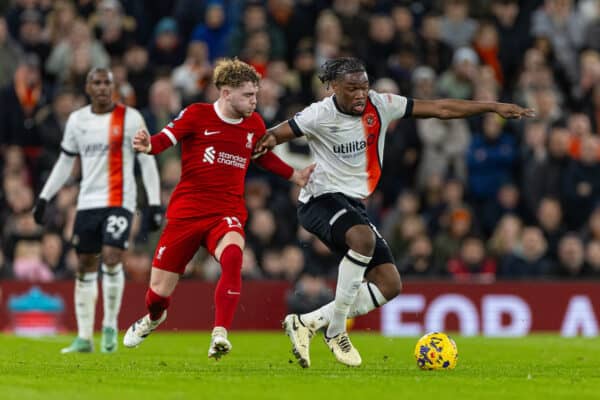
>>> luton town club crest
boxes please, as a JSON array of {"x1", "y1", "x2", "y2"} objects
[{"x1": 365, "y1": 114, "x2": 375, "y2": 127}]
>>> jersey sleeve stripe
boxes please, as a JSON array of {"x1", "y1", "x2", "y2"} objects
[
  {"x1": 162, "y1": 128, "x2": 178, "y2": 145},
  {"x1": 61, "y1": 146, "x2": 78, "y2": 156},
  {"x1": 288, "y1": 119, "x2": 304, "y2": 137},
  {"x1": 404, "y1": 98, "x2": 414, "y2": 118}
]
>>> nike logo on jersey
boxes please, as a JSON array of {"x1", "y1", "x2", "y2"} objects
[
  {"x1": 204, "y1": 130, "x2": 221, "y2": 136},
  {"x1": 227, "y1": 290, "x2": 241, "y2": 295}
]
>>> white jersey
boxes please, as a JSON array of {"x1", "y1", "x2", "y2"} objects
[
  {"x1": 60, "y1": 104, "x2": 150, "y2": 212},
  {"x1": 291, "y1": 90, "x2": 413, "y2": 202}
]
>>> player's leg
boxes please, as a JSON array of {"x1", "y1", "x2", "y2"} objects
[
  {"x1": 299, "y1": 231, "x2": 402, "y2": 330},
  {"x1": 61, "y1": 210, "x2": 102, "y2": 354},
  {"x1": 99, "y1": 245, "x2": 125, "y2": 353},
  {"x1": 289, "y1": 194, "x2": 372, "y2": 367},
  {"x1": 300, "y1": 263, "x2": 401, "y2": 330},
  {"x1": 99, "y1": 208, "x2": 133, "y2": 352},
  {"x1": 124, "y1": 218, "x2": 201, "y2": 348},
  {"x1": 206, "y1": 219, "x2": 246, "y2": 360}
]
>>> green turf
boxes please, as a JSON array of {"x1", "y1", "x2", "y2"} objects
[{"x1": 0, "y1": 332, "x2": 598, "y2": 400}]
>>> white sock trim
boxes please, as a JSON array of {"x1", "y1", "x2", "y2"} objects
[{"x1": 346, "y1": 249, "x2": 372, "y2": 266}]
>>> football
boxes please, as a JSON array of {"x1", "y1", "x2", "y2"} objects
[{"x1": 414, "y1": 332, "x2": 458, "y2": 370}]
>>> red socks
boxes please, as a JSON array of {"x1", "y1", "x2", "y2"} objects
[
  {"x1": 214, "y1": 245, "x2": 243, "y2": 329},
  {"x1": 145, "y1": 287, "x2": 170, "y2": 321}
]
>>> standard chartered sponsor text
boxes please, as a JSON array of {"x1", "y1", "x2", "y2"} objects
[{"x1": 217, "y1": 151, "x2": 246, "y2": 169}]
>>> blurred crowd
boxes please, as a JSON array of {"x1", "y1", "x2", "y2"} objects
[{"x1": 2, "y1": 0, "x2": 600, "y2": 306}]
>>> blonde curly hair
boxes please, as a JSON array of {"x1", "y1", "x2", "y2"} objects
[{"x1": 213, "y1": 58, "x2": 261, "y2": 89}]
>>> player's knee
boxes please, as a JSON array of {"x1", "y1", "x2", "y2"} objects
[
  {"x1": 102, "y1": 248, "x2": 123, "y2": 267},
  {"x1": 345, "y1": 225, "x2": 375, "y2": 256},
  {"x1": 78, "y1": 254, "x2": 99, "y2": 273}
]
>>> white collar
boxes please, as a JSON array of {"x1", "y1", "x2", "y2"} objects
[{"x1": 213, "y1": 101, "x2": 243, "y2": 124}]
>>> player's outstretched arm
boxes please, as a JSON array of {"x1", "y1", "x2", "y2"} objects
[
  {"x1": 411, "y1": 99, "x2": 535, "y2": 120},
  {"x1": 252, "y1": 121, "x2": 296, "y2": 159}
]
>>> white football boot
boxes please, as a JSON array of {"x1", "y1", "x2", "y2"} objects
[
  {"x1": 123, "y1": 311, "x2": 167, "y2": 348},
  {"x1": 208, "y1": 327, "x2": 232, "y2": 360},
  {"x1": 325, "y1": 332, "x2": 362, "y2": 367},
  {"x1": 283, "y1": 314, "x2": 315, "y2": 368}
]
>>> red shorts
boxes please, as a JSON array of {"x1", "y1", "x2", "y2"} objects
[{"x1": 152, "y1": 214, "x2": 246, "y2": 274}]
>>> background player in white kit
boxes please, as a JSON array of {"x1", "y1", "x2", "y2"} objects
[
  {"x1": 254, "y1": 57, "x2": 535, "y2": 367},
  {"x1": 33, "y1": 68, "x2": 162, "y2": 353}
]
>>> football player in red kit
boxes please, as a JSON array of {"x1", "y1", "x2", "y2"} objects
[{"x1": 123, "y1": 59, "x2": 314, "y2": 359}]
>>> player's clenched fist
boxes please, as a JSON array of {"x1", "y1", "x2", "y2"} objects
[
  {"x1": 133, "y1": 129, "x2": 151, "y2": 153},
  {"x1": 252, "y1": 132, "x2": 277, "y2": 159}
]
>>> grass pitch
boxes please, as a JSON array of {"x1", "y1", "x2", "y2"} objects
[{"x1": 0, "y1": 332, "x2": 599, "y2": 400}]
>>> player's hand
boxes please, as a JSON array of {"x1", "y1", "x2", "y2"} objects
[
  {"x1": 32, "y1": 198, "x2": 47, "y2": 225},
  {"x1": 147, "y1": 205, "x2": 164, "y2": 231},
  {"x1": 290, "y1": 163, "x2": 316, "y2": 187},
  {"x1": 252, "y1": 132, "x2": 277, "y2": 159},
  {"x1": 494, "y1": 103, "x2": 536, "y2": 119},
  {"x1": 133, "y1": 129, "x2": 151, "y2": 153}
]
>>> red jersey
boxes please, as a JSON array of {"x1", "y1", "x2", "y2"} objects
[{"x1": 149, "y1": 102, "x2": 293, "y2": 220}]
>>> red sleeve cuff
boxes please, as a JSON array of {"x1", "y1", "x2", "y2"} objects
[{"x1": 149, "y1": 133, "x2": 174, "y2": 154}]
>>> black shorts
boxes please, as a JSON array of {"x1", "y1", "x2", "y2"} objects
[
  {"x1": 298, "y1": 192, "x2": 394, "y2": 272},
  {"x1": 72, "y1": 207, "x2": 133, "y2": 254}
]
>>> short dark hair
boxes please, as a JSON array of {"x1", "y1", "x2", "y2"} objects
[
  {"x1": 86, "y1": 67, "x2": 113, "y2": 82},
  {"x1": 318, "y1": 57, "x2": 366, "y2": 85}
]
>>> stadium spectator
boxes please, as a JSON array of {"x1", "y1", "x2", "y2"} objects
[
  {"x1": 171, "y1": 41, "x2": 212, "y2": 104},
  {"x1": 35, "y1": 89, "x2": 78, "y2": 187},
  {"x1": 487, "y1": 213, "x2": 523, "y2": 262},
  {"x1": 0, "y1": 54, "x2": 49, "y2": 174},
  {"x1": 89, "y1": 0, "x2": 136, "y2": 58},
  {"x1": 466, "y1": 113, "x2": 517, "y2": 206},
  {"x1": 45, "y1": 18, "x2": 109, "y2": 85},
  {"x1": 440, "y1": 0, "x2": 478, "y2": 50},
  {"x1": 189, "y1": 0, "x2": 231, "y2": 63},
  {"x1": 397, "y1": 234, "x2": 437, "y2": 277},
  {"x1": 417, "y1": 13, "x2": 452, "y2": 74},
  {"x1": 286, "y1": 272, "x2": 334, "y2": 314},
  {"x1": 228, "y1": 1, "x2": 286, "y2": 62},
  {"x1": 499, "y1": 226, "x2": 553, "y2": 278},
  {"x1": 555, "y1": 233, "x2": 588, "y2": 278},
  {"x1": 536, "y1": 196, "x2": 566, "y2": 262},
  {"x1": 147, "y1": 17, "x2": 186, "y2": 74},
  {"x1": 437, "y1": 47, "x2": 478, "y2": 100},
  {"x1": 562, "y1": 135, "x2": 600, "y2": 229},
  {"x1": 448, "y1": 235, "x2": 496, "y2": 282},
  {"x1": 0, "y1": 16, "x2": 22, "y2": 88}
]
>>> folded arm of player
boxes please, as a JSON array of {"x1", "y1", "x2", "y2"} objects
[
  {"x1": 33, "y1": 151, "x2": 77, "y2": 224},
  {"x1": 251, "y1": 121, "x2": 296, "y2": 159},
  {"x1": 411, "y1": 99, "x2": 536, "y2": 120}
]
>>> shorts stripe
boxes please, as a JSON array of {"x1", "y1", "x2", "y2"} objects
[{"x1": 329, "y1": 208, "x2": 347, "y2": 226}]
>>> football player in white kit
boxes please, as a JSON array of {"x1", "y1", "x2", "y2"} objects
[
  {"x1": 254, "y1": 57, "x2": 535, "y2": 367},
  {"x1": 33, "y1": 68, "x2": 162, "y2": 353}
]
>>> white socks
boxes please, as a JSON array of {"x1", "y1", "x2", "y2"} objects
[
  {"x1": 326, "y1": 250, "x2": 371, "y2": 338},
  {"x1": 101, "y1": 263, "x2": 125, "y2": 330},
  {"x1": 303, "y1": 281, "x2": 388, "y2": 332},
  {"x1": 75, "y1": 272, "x2": 98, "y2": 340}
]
